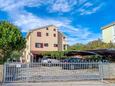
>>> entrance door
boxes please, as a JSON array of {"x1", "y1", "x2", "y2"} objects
[{"x1": 33, "y1": 54, "x2": 43, "y2": 62}]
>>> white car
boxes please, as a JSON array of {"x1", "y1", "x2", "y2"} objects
[
  {"x1": 41, "y1": 58, "x2": 51, "y2": 63},
  {"x1": 41, "y1": 58, "x2": 60, "y2": 64}
]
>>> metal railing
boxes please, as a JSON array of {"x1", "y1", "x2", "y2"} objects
[{"x1": 3, "y1": 61, "x2": 108, "y2": 83}]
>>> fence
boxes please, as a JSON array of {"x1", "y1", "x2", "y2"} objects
[{"x1": 3, "y1": 61, "x2": 109, "y2": 83}]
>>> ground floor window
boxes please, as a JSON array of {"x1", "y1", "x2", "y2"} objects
[
  {"x1": 44, "y1": 43, "x2": 48, "y2": 47},
  {"x1": 35, "y1": 43, "x2": 43, "y2": 48},
  {"x1": 64, "y1": 44, "x2": 67, "y2": 50},
  {"x1": 32, "y1": 54, "x2": 43, "y2": 62},
  {"x1": 54, "y1": 44, "x2": 58, "y2": 47}
]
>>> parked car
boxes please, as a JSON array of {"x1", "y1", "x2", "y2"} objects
[
  {"x1": 61, "y1": 57, "x2": 97, "y2": 70},
  {"x1": 61, "y1": 57, "x2": 82, "y2": 63},
  {"x1": 41, "y1": 58, "x2": 50, "y2": 64},
  {"x1": 41, "y1": 57, "x2": 60, "y2": 64}
]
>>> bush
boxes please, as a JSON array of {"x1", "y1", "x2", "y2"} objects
[
  {"x1": 41, "y1": 51, "x2": 68, "y2": 60},
  {"x1": 9, "y1": 51, "x2": 21, "y2": 61}
]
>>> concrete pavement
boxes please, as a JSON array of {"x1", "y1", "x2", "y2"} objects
[{"x1": 2, "y1": 81, "x2": 115, "y2": 86}]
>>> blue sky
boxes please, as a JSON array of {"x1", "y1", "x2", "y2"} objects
[{"x1": 0, "y1": 0, "x2": 115, "y2": 45}]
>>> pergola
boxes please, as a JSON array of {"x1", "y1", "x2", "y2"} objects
[
  {"x1": 65, "y1": 49, "x2": 115, "y2": 61},
  {"x1": 87, "y1": 49, "x2": 115, "y2": 60},
  {"x1": 65, "y1": 51, "x2": 98, "y2": 56}
]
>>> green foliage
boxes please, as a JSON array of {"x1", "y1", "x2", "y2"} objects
[
  {"x1": 0, "y1": 21, "x2": 26, "y2": 63},
  {"x1": 84, "y1": 55, "x2": 102, "y2": 61},
  {"x1": 40, "y1": 39, "x2": 115, "y2": 60},
  {"x1": 41, "y1": 51, "x2": 68, "y2": 59},
  {"x1": 68, "y1": 39, "x2": 115, "y2": 51},
  {"x1": 68, "y1": 39, "x2": 115, "y2": 61},
  {"x1": 10, "y1": 50, "x2": 21, "y2": 60},
  {"x1": 68, "y1": 43, "x2": 85, "y2": 50}
]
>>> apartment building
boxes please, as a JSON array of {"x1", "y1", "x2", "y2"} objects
[
  {"x1": 102, "y1": 22, "x2": 115, "y2": 43},
  {"x1": 23, "y1": 25, "x2": 67, "y2": 62}
]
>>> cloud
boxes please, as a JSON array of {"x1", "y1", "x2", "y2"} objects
[
  {"x1": 0, "y1": 0, "x2": 104, "y2": 15},
  {"x1": 84, "y1": 2, "x2": 93, "y2": 7},
  {"x1": 0, "y1": 0, "x2": 102, "y2": 45},
  {"x1": 0, "y1": 0, "x2": 44, "y2": 11},
  {"x1": 59, "y1": 25, "x2": 101, "y2": 45},
  {"x1": 79, "y1": 3, "x2": 104, "y2": 15},
  {"x1": 14, "y1": 12, "x2": 70, "y2": 32},
  {"x1": 47, "y1": 0, "x2": 104, "y2": 15},
  {"x1": 48, "y1": 0, "x2": 78, "y2": 13},
  {"x1": 12, "y1": 11, "x2": 101, "y2": 45}
]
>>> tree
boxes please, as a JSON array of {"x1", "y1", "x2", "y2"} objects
[
  {"x1": 41, "y1": 51, "x2": 67, "y2": 59},
  {"x1": 68, "y1": 43, "x2": 85, "y2": 50},
  {"x1": 86, "y1": 39, "x2": 105, "y2": 49},
  {"x1": 10, "y1": 50, "x2": 21, "y2": 60},
  {"x1": 0, "y1": 21, "x2": 26, "y2": 63},
  {"x1": 68, "y1": 39, "x2": 115, "y2": 51}
]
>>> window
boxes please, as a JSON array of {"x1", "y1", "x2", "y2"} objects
[
  {"x1": 114, "y1": 27, "x2": 115, "y2": 36},
  {"x1": 37, "y1": 32, "x2": 41, "y2": 37},
  {"x1": 35, "y1": 43, "x2": 43, "y2": 48},
  {"x1": 44, "y1": 43, "x2": 48, "y2": 47},
  {"x1": 54, "y1": 29, "x2": 56, "y2": 31},
  {"x1": 63, "y1": 37, "x2": 65, "y2": 39},
  {"x1": 46, "y1": 27, "x2": 48, "y2": 30},
  {"x1": 64, "y1": 44, "x2": 66, "y2": 50},
  {"x1": 54, "y1": 44, "x2": 58, "y2": 47},
  {"x1": 46, "y1": 33, "x2": 49, "y2": 36},
  {"x1": 54, "y1": 34, "x2": 56, "y2": 37}
]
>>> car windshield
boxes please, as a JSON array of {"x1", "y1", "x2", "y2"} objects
[
  {"x1": 42, "y1": 57, "x2": 49, "y2": 60},
  {"x1": 68, "y1": 58, "x2": 81, "y2": 62}
]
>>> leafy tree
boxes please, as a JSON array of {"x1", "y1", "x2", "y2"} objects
[
  {"x1": 0, "y1": 21, "x2": 26, "y2": 63},
  {"x1": 86, "y1": 39, "x2": 105, "y2": 49},
  {"x1": 41, "y1": 51, "x2": 67, "y2": 59},
  {"x1": 68, "y1": 43, "x2": 85, "y2": 50},
  {"x1": 68, "y1": 39, "x2": 115, "y2": 61},
  {"x1": 68, "y1": 39, "x2": 115, "y2": 51},
  {"x1": 10, "y1": 50, "x2": 21, "y2": 60}
]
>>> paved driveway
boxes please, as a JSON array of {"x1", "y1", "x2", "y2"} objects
[
  {"x1": 4, "y1": 66, "x2": 100, "y2": 82},
  {"x1": 2, "y1": 81, "x2": 115, "y2": 86}
]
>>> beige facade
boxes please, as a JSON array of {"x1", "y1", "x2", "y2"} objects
[
  {"x1": 102, "y1": 22, "x2": 115, "y2": 43},
  {"x1": 24, "y1": 25, "x2": 67, "y2": 62}
]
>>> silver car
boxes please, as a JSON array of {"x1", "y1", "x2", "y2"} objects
[{"x1": 41, "y1": 57, "x2": 60, "y2": 64}]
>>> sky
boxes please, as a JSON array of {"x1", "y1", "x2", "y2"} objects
[{"x1": 0, "y1": 0, "x2": 115, "y2": 45}]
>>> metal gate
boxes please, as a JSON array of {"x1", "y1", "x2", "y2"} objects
[{"x1": 3, "y1": 62, "x2": 108, "y2": 83}]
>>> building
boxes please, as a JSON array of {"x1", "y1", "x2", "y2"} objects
[
  {"x1": 23, "y1": 25, "x2": 67, "y2": 63},
  {"x1": 102, "y1": 22, "x2": 115, "y2": 43}
]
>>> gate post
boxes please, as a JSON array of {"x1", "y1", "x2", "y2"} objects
[
  {"x1": 99, "y1": 61, "x2": 103, "y2": 81},
  {"x1": 3, "y1": 63, "x2": 6, "y2": 83},
  {"x1": 26, "y1": 63, "x2": 29, "y2": 82}
]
